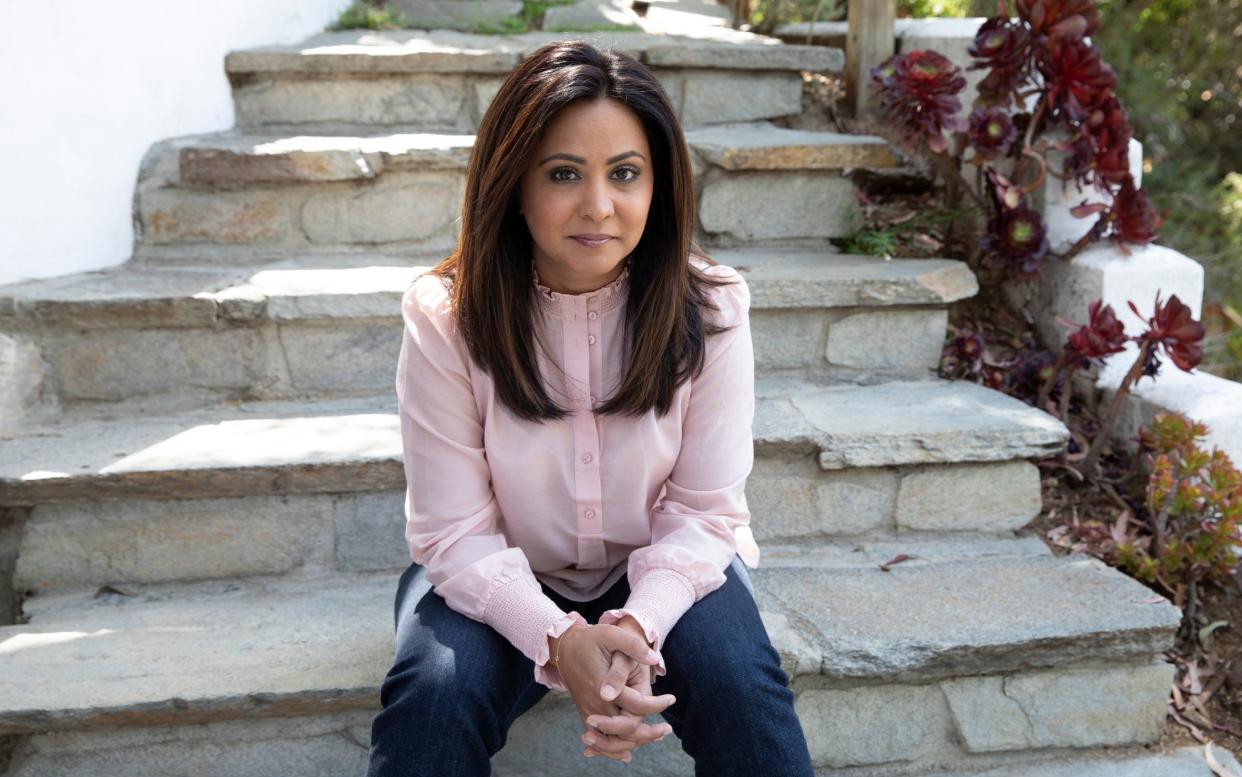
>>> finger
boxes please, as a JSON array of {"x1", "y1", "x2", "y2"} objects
[
  {"x1": 605, "y1": 629, "x2": 663, "y2": 667},
  {"x1": 599, "y1": 651, "x2": 636, "y2": 702},
  {"x1": 582, "y1": 729, "x2": 637, "y2": 757},
  {"x1": 584, "y1": 746, "x2": 632, "y2": 763},
  {"x1": 588, "y1": 715, "x2": 673, "y2": 743},
  {"x1": 610, "y1": 684, "x2": 677, "y2": 716}
]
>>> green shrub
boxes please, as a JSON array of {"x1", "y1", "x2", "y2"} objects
[
  {"x1": 329, "y1": 1, "x2": 410, "y2": 30},
  {"x1": 1113, "y1": 412, "x2": 1242, "y2": 596}
]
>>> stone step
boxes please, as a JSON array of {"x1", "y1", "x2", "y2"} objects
[
  {"x1": 131, "y1": 122, "x2": 895, "y2": 260},
  {"x1": 0, "y1": 249, "x2": 974, "y2": 414},
  {"x1": 919, "y1": 747, "x2": 1242, "y2": 777},
  {"x1": 0, "y1": 548, "x2": 1181, "y2": 775},
  {"x1": 2, "y1": 378, "x2": 1066, "y2": 594},
  {"x1": 222, "y1": 29, "x2": 843, "y2": 133}
]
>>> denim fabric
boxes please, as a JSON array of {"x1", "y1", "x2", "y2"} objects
[{"x1": 366, "y1": 555, "x2": 815, "y2": 776}]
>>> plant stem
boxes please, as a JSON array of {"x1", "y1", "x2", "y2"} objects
[{"x1": 1081, "y1": 338, "x2": 1151, "y2": 476}]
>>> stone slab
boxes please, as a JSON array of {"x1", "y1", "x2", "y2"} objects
[
  {"x1": 0, "y1": 548, "x2": 1180, "y2": 736},
  {"x1": 177, "y1": 132, "x2": 475, "y2": 185},
  {"x1": 722, "y1": 248, "x2": 977, "y2": 307},
  {"x1": 645, "y1": 40, "x2": 842, "y2": 72},
  {"x1": 0, "y1": 394, "x2": 405, "y2": 505},
  {"x1": 752, "y1": 377, "x2": 1070, "y2": 467},
  {"x1": 1, "y1": 375, "x2": 1063, "y2": 504},
  {"x1": 925, "y1": 745, "x2": 1242, "y2": 777},
  {"x1": 225, "y1": 29, "x2": 838, "y2": 77},
  {"x1": 687, "y1": 122, "x2": 896, "y2": 170},
  {"x1": 755, "y1": 553, "x2": 1181, "y2": 682},
  {"x1": 0, "y1": 251, "x2": 974, "y2": 331}
]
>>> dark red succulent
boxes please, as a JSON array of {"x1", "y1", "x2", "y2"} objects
[
  {"x1": 871, "y1": 50, "x2": 967, "y2": 153},
  {"x1": 968, "y1": 16, "x2": 1032, "y2": 108},
  {"x1": 982, "y1": 204, "x2": 1050, "y2": 279},
  {"x1": 1015, "y1": 0, "x2": 1100, "y2": 42},
  {"x1": 1128, "y1": 292, "x2": 1205, "y2": 372},
  {"x1": 968, "y1": 107, "x2": 1019, "y2": 160},
  {"x1": 1066, "y1": 299, "x2": 1128, "y2": 365},
  {"x1": 1038, "y1": 39, "x2": 1117, "y2": 123},
  {"x1": 951, "y1": 327, "x2": 987, "y2": 370},
  {"x1": 1109, "y1": 175, "x2": 1163, "y2": 246}
]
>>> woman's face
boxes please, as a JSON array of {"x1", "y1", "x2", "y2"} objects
[{"x1": 519, "y1": 96, "x2": 654, "y2": 295}]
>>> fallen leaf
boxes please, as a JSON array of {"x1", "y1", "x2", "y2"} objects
[
  {"x1": 1205, "y1": 741, "x2": 1241, "y2": 777},
  {"x1": 94, "y1": 584, "x2": 136, "y2": 597},
  {"x1": 879, "y1": 553, "x2": 914, "y2": 572}
]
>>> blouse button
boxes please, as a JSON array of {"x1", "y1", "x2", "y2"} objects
[
  {"x1": 581, "y1": 453, "x2": 593, "y2": 464},
  {"x1": 588, "y1": 311, "x2": 598, "y2": 320},
  {"x1": 587, "y1": 335, "x2": 596, "y2": 345},
  {"x1": 585, "y1": 508, "x2": 596, "y2": 519}
]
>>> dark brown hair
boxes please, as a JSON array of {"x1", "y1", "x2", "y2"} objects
[{"x1": 419, "y1": 39, "x2": 739, "y2": 423}]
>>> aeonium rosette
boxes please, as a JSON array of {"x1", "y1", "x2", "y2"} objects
[{"x1": 869, "y1": 50, "x2": 967, "y2": 153}]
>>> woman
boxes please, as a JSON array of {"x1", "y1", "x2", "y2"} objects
[{"x1": 366, "y1": 39, "x2": 816, "y2": 776}]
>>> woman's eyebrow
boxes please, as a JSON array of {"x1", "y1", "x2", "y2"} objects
[{"x1": 539, "y1": 150, "x2": 646, "y2": 165}]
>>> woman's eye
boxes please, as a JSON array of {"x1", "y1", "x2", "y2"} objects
[
  {"x1": 614, "y1": 165, "x2": 641, "y2": 182},
  {"x1": 550, "y1": 167, "x2": 579, "y2": 182}
]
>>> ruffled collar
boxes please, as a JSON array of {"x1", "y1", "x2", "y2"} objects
[{"x1": 531, "y1": 258, "x2": 631, "y2": 318}]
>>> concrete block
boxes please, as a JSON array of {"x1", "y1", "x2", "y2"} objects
[
  {"x1": 139, "y1": 190, "x2": 290, "y2": 245},
  {"x1": 235, "y1": 76, "x2": 473, "y2": 130},
  {"x1": 334, "y1": 490, "x2": 409, "y2": 572},
  {"x1": 698, "y1": 171, "x2": 860, "y2": 241},
  {"x1": 826, "y1": 308, "x2": 947, "y2": 371},
  {"x1": 797, "y1": 683, "x2": 946, "y2": 767},
  {"x1": 680, "y1": 70, "x2": 802, "y2": 125},
  {"x1": 299, "y1": 173, "x2": 464, "y2": 245},
  {"x1": 14, "y1": 494, "x2": 336, "y2": 593},
  {"x1": 942, "y1": 660, "x2": 1174, "y2": 752},
  {"x1": 896, "y1": 460, "x2": 1042, "y2": 532},
  {"x1": 747, "y1": 455, "x2": 896, "y2": 540}
]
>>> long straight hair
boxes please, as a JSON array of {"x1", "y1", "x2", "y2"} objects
[{"x1": 420, "y1": 39, "x2": 740, "y2": 423}]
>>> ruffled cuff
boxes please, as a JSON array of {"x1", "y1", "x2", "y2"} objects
[
  {"x1": 534, "y1": 610, "x2": 590, "y2": 692},
  {"x1": 597, "y1": 568, "x2": 697, "y2": 680},
  {"x1": 479, "y1": 576, "x2": 586, "y2": 692}
]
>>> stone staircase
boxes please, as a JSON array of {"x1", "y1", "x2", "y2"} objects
[{"x1": 1, "y1": 22, "x2": 1237, "y2": 777}]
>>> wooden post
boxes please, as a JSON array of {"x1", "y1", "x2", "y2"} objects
[{"x1": 845, "y1": 0, "x2": 896, "y2": 120}]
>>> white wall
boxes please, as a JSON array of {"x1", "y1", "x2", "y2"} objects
[{"x1": 0, "y1": 0, "x2": 351, "y2": 287}]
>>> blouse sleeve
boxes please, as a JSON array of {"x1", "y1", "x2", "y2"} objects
[
  {"x1": 397, "y1": 274, "x2": 588, "y2": 692},
  {"x1": 597, "y1": 266, "x2": 757, "y2": 678}
]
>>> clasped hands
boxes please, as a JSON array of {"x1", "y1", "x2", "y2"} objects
[{"x1": 552, "y1": 615, "x2": 676, "y2": 764}]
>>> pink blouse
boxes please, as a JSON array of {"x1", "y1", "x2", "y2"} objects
[{"x1": 395, "y1": 254, "x2": 758, "y2": 692}]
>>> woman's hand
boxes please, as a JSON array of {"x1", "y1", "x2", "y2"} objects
[{"x1": 554, "y1": 623, "x2": 676, "y2": 762}]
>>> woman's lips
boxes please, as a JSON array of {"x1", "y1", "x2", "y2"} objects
[{"x1": 571, "y1": 236, "x2": 613, "y2": 247}]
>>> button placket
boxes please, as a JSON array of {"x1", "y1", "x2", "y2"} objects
[{"x1": 567, "y1": 294, "x2": 606, "y2": 569}]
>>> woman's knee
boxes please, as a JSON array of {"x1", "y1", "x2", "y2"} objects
[{"x1": 382, "y1": 572, "x2": 532, "y2": 719}]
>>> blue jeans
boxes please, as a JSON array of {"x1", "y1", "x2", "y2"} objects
[{"x1": 366, "y1": 555, "x2": 815, "y2": 776}]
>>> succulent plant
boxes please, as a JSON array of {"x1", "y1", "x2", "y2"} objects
[
  {"x1": 1038, "y1": 39, "x2": 1118, "y2": 123},
  {"x1": 1109, "y1": 175, "x2": 1163, "y2": 246},
  {"x1": 982, "y1": 204, "x2": 1050, "y2": 279},
  {"x1": 968, "y1": 107, "x2": 1019, "y2": 160},
  {"x1": 1066, "y1": 299, "x2": 1128, "y2": 365},
  {"x1": 870, "y1": 50, "x2": 968, "y2": 153},
  {"x1": 968, "y1": 17, "x2": 1032, "y2": 108},
  {"x1": 1129, "y1": 291, "x2": 1205, "y2": 372}
]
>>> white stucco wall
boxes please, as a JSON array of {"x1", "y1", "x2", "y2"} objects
[{"x1": 0, "y1": 0, "x2": 351, "y2": 287}]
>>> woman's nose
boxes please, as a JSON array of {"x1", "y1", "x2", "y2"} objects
[{"x1": 580, "y1": 180, "x2": 615, "y2": 222}]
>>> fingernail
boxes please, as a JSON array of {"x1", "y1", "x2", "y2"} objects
[
  {"x1": 584, "y1": 735, "x2": 596, "y2": 746},
  {"x1": 601, "y1": 684, "x2": 617, "y2": 699},
  {"x1": 647, "y1": 649, "x2": 660, "y2": 662}
]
